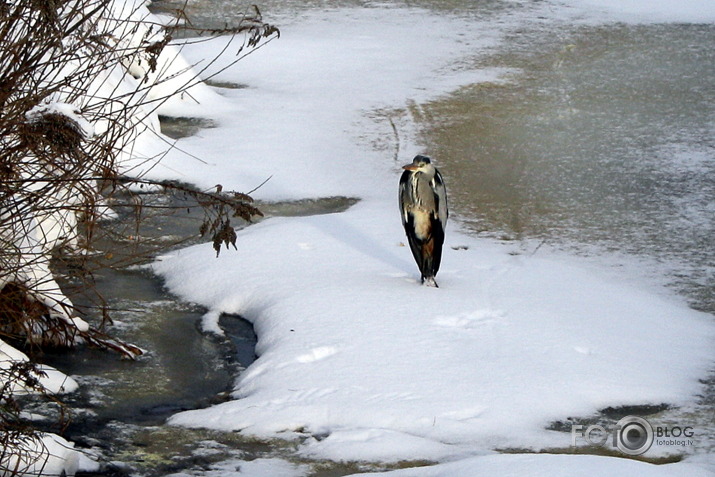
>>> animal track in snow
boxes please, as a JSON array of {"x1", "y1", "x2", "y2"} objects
[
  {"x1": 439, "y1": 406, "x2": 486, "y2": 422},
  {"x1": 433, "y1": 310, "x2": 505, "y2": 329},
  {"x1": 296, "y1": 346, "x2": 338, "y2": 363}
]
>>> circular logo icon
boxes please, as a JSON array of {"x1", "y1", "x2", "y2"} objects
[{"x1": 615, "y1": 416, "x2": 654, "y2": 455}]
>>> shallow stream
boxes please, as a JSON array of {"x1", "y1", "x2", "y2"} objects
[{"x1": 35, "y1": 192, "x2": 361, "y2": 476}]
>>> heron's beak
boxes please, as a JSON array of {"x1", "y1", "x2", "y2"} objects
[{"x1": 402, "y1": 164, "x2": 419, "y2": 171}]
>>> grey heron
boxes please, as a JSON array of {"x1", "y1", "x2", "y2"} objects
[{"x1": 399, "y1": 155, "x2": 448, "y2": 287}]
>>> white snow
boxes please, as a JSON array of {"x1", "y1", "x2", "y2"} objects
[
  {"x1": 145, "y1": 0, "x2": 715, "y2": 474},
  {"x1": 349, "y1": 453, "x2": 715, "y2": 477},
  {"x1": 154, "y1": 200, "x2": 715, "y2": 462},
  {"x1": 0, "y1": 433, "x2": 81, "y2": 477},
  {"x1": 0, "y1": 340, "x2": 78, "y2": 395},
  {"x1": 146, "y1": 7, "x2": 509, "y2": 199},
  {"x1": 0, "y1": 339, "x2": 81, "y2": 477},
  {"x1": 25, "y1": 102, "x2": 95, "y2": 140}
]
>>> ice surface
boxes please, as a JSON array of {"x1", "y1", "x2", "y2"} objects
[
  {"x1": 146, "y1": 7, "x2": 511, "y2": 199},
  {"x1": 555, "y1": 0, "x2": 715, "y2": 23},
  {"x1": 144, "y1": 0, "x2": 715, "y2": 473}
]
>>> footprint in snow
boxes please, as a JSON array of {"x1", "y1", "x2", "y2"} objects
[
  {"x1": 433, "y1": 310, "x2": 505, "y2": 329},
  {"x1": 296, "y1": 346, "x2": 338, "y2": 363}
]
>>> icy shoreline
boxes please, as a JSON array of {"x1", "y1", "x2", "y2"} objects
[
  {"x1": 0, "y1": 0, "x2": 266, "y2": 473},
  {"x1": 154, "y1": 196, "x2": 715, "y2": 464},
  {"x1": 150, "y1": 1, "x2": 715, "y2": 475}
]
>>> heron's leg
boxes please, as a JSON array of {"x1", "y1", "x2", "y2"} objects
[{"x1": 423, "y1": 276, "x2": 438, "y2": 288}]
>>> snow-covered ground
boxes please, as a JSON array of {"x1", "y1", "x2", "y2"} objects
[
  {"x1": 167, "y1": 454, "x2": 715, "y2": 477},
  {"x1": 146, "y1": 0, "x2": 715, "y2": 475}
]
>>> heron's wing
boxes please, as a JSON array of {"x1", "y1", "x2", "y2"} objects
[
  {"x1": 429, "y1": 212, "x2": 445, "y2": 276},
  {"x1": 403, "y1": 208, "x2": 426, "y2": 274},
  {"x1": 432, "y1": 169, "x2": 448, "y2": 227},
  {"x1": 399, "y1": 170, "x2": 427, "y2": 273},
  {"x1": 398, "y1": 170, "x2": 413, "y2": 227},
  {"x1": 426, "y1": 169, "x2": 447, "y2": 276}
]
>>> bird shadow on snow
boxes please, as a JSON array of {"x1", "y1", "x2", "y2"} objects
[{"x1": 306, "y1": 211, "x2": 418, "y2": 282}]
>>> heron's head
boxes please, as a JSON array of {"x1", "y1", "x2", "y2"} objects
[{"x1": 402, "y1": 155, "x2": 436, "y2": 176}]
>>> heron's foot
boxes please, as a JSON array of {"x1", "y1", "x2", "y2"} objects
[{"x1": 422, "y1": 276, "x2": 439, "y2": 288}]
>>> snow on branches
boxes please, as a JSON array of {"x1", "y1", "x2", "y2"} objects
[{"x1": 0, "y1": 0, "x2": 277, "y2": 473}]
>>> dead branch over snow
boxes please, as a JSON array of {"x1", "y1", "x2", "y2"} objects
[{"x1": 0, "y1": 0, "x2": 277, "y2": 473}]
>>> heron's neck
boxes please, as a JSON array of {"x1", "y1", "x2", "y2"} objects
[{"x1": 419, "y1": 166, "x2": 436, "y2": 180}]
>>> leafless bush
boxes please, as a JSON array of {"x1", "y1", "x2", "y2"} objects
[
  {"x1": 0, "y1": 360, "x2": 57, "y2": 476},
  {"x1": 0, "y1": 0, "x2": 277, "y2": 472}
]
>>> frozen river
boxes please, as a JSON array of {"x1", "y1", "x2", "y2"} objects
[
  {"x1": 156, "y1": 0, "x2": 714, "y2": 313},
  {"x1": 418, "y1": 20, "x2": 715, "y2": 315}
]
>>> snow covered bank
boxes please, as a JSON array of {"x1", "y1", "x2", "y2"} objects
[
  {"x1": 351, "y1": 453, "x2": 715, "y2": 477},
  {"x1": 167, "y1": 453, "x2": 715, "y2": 477},
  {"x1": 0, "y1": 434, "x2": 81, "y2": 477},
  {"x1": 154, "y1": 200, "x2": 715, "y2": 462},
  {"x1": 0, "y1": 341, "x2": 78, "y2": 395},
  {"x1": 149, "y1": 1, "x2": 715, "y2": 472},
  {"x1": 1, "y1": 0, "x2": 274, "y2": 474},
  {"x1": 0, "y1": 343, "x2": 83, "y2": 476}
]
